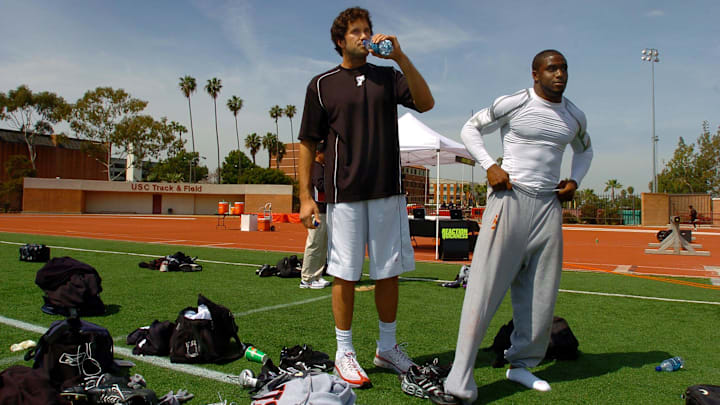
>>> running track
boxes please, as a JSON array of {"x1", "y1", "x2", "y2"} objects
[{"x1": 1, "y1": 214, "x2": 718, "y2": 279}]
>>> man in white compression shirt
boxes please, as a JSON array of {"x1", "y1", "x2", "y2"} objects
[{"x1": 433, "y1": 50, "x2": 593, "y2": 405}]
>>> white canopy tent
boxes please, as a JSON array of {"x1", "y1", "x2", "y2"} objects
[{"x1": 398, "y1": 112, "x2": 475, "y2": 259}]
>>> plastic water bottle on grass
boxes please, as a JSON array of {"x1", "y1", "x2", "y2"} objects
[{"x1": 655, "y1": 356, "x2": 684, "y2": 372}]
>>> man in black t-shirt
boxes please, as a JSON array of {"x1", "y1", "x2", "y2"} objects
[{"x1": 297, "y1": 7, "x2": 433, "y2": 389}]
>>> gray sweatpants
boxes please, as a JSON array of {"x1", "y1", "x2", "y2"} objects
[{"x1": 445, "y1": 185, "x2": 563, "y2": 402}]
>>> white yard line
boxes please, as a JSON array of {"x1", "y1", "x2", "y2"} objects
[
  {"x1": 0, "y1": 355, "x2": 26, "y2": 366},
  {"x1": 0, "y1": 315, "x2": 239, "y2": 384},
  {"x1": 559, "y1": 289, "x2": 720, "y2": 305},
  {"x1": 563, "y1": 226, "x2": 720, "y2": 236},
  {"x1": 233, "y1": 295, "x2": 331, "y2": 317},
  {"x1": 0, "y1": 241, "x2": 257, "y2": 267}
]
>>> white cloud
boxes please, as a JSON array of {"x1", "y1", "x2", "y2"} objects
[
  {"x1": 385, "y1": 14, "x2": 483, "y2": 55},
  {"x1": 645, "y1": 9, "x2": 665, "y2": 17}
]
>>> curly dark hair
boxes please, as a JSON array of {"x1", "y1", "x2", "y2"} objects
[{"x1": 331, "y1": 7, "x2": 372, "y2": 56}]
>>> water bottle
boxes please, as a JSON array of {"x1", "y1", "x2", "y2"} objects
[
  {"x1": 655, "y1": 356, "x2": 684, "y2": 372},
  {"x1": 363, "y1": 39, "x2": 393, "y2": 56}
]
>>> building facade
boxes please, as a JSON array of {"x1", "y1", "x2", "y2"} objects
[{"x1": 0, "y1": 129, "x2": 106, "y2": 182}]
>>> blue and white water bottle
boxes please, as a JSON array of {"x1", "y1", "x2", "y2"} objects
[
  {"x1": 363, "y1": 39, "x2": 393, "y2": 56},
  {"x1": 655, "y1": 356, "x2": 684, "y2": 372}
]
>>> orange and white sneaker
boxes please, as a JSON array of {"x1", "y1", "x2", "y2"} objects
[{"x1": 334, "y1": 352, "x2": 372, "y2": 388}]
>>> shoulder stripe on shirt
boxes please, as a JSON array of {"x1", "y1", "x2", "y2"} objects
[
  {"x1": 489, "y1": 89, "x2": 530, "y2": 121},
  {"x1": 564, "y1": 99, "x2": 590, "y2": 151},
  {"x1": 316, "y1": 69, "x2": 341, "y2": 110}
]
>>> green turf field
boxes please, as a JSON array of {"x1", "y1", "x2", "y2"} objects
[{"x1": 1, "y1": 231, "x2": 719, "y2": 404}]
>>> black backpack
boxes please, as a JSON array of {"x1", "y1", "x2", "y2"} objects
[
  {"x1": 484, "y1": 316, "x2": 579, "y2": 368},
  {"x1": 35, "y1": 257, "x2": 105, "y2": 316},
  {"x1": 684, "y1": 385, "x2": 720, "y2": 405},
  {"x1": 25, "y1": 317, "x2": 118, "y2": 389},
  {"x1": 276, "y1": 255, "x2": 302, "y2": 278},
  {"x1": 20, "y1": 243, "x2": 51, "y2": 262},
  {"x1": 0, "y1": 365, "x2": 68, "y2": 405},
  {"x1": 169, "y1": 294, "x2": 245, "y2": 364},
  {"x1": 126, "y1": 320, "x2": 176, "y2": 356}
]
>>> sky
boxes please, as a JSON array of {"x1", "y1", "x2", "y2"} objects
[{"x1": 1, "y1": 0, "x2": 719, "y2": 194}]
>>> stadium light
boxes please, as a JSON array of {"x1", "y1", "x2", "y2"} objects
[{"x1": 641, "y1": 48, "x2": 660, "y2": 192}]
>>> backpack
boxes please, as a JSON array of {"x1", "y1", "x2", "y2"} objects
[
  {"x1": 684, "y1": 385, "x2": 720, "y2": 405},
  {"x1": 484, "y1": 316, "x2": 579, "y2": 368},
  {"x1": 25, "y1": 317, "x2": 118, "y2": 389},
  {"x1": 250, "y1": 370, "x2": 356, "y2": 405},
  {"x1": 19, "y1": 243, "x2": 51, "y2": 262},
  {"x1": 169, "y1": 294, "x2": 245, "y2": 364},
  {"x1": 0, "y1": 365, "x2": 69, "y2": 405},
  {"x1": 276, "y1": 256, "x2": 301, "y2": 278},
  {"x1": 138, "y1": 251, "x2": 201, "y2": 272},
  {"x1": 127, "y1": 320, "x2": 176, "y2": 356},
  {"x1": 35, "y1": 257, "x2": 105, "y2": 316}
]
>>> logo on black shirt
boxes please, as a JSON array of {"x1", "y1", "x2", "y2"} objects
[{"x1": 355, "y1": 75, "x2": 365, "y2": 87}]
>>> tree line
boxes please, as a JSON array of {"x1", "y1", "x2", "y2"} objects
[{"x1": 0, "y1": 82, "x2": 300, "y2": 185}]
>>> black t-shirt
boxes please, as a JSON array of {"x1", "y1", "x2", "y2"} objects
[{"x1": 298, "y1": 63, "x2": 418, "y2": 203}]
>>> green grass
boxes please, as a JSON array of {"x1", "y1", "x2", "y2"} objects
[{"x1": 1, "y1": 231, "x2": 719, "y2": 404}]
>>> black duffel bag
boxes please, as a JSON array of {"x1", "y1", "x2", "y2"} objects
[
  {"x1": 20, "y1": 243, "x2": 51, "y2": 262},
  {"x1": 684, "y1": 385, "x2": 720, "y2": 405}
]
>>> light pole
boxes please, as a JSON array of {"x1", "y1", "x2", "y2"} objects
[{"x1": 641, "y1": 48, "x2": 660, "y2": 192}]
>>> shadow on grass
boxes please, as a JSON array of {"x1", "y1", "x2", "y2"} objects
[
  {"x1": 96, "y1": 304, "x2": 121, "y2": 316},
  {"x1": 407, "y1": 350, "x2": 672, "y2": 404},
  {"x1": 375, "y1": 349, "x2": 670, "y2": 404}
]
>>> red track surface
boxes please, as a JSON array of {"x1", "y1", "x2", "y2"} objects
[{"x1": 1, "y1": 214, "x2": 718, "y2": 280}]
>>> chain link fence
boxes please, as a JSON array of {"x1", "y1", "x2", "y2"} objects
[{"x1": 562, "y1": 192, "x2": 641, "y2": 225}]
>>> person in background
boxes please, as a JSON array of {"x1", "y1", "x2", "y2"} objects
[
  {"x1": 689, "y1": 205, "x2": 698, "y2": 230},
  {"x1": 299, "y1": 141, "x2": 331, "y2": 289}
]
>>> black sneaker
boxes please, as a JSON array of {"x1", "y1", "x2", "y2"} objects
[
  {"x1": 401, "y1": 360, "x2": 460, "y2": 405},
  {"x1": 256, "y1": 264, "x2": 278, "y2": 277},
  {"x1": 279, "y1": 344, "x2": 334, "y2": 374}
]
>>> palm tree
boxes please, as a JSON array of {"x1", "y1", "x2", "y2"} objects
[
  {"x1": 284, "y1": 105, "x2": 297, "y2": 180},
  {"x1": 604, "y1": 179, "x2": 623, "y2": 201},
  {"x1": 178, "y1": 76, "x2": 197, "y2": 182},
  {"x1": 262, "y1": 132, "x2": 277, "y2": 169},
  {"x1": 626, "y1": 186, "x2": 634, "y2": 195},
  {"x1": 245, "y1": 133, "x2": 261, "y2": 165},
  {"x1": 226, "y1": 95, "x2": 243, "y2": 183},
  {"x1": 205, "y1": 78, "x2": 223, "y2": 183},
  {"x1": 269, "y1": 105, "x2": 283, "y2": 168},
  {"x1": 275, "y1": 142, "x2": 287, "y2": 169},
  {"x1": 168, "y1": 121, "x2": 187, "y2": 142}
]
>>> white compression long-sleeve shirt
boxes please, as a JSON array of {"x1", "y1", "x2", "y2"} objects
[{"x1": 461, "y1": 88, "x2": 593, "y2": 191}]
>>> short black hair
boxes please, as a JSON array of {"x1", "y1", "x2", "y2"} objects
[
  {"x1": 532, "y1": 49, "x2": 565, "y2": 71},
  {"x1": 331, "y1": 7, "x2": 372, "y2": 56}
]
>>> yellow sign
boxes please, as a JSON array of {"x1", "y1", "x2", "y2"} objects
[{"x1": 442, "y1": 228, "x2": 468, "y2": 239}]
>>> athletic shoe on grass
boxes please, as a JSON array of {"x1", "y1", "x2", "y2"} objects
[
  {"x1": 299, "y1": 278, "x2": 331, "y2": 289},
  {"x1": 401, "y1": 359, "x2": 460, "y2": 404},
  {"x1": 373, "y1": 343, "x2": 416, "y2": 373},
  {"x1": 334, "y1": 352, "x2": 371, "y2": 388},
  {"x1": 279, "y1": 344, "x2": 334, "y2": 373}
]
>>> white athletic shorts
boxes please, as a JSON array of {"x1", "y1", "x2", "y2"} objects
[{"x1": 326, "y1": 194, "x2": 415, "y2": 281}]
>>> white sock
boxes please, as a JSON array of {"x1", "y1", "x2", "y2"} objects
[
  {"x1": 506, "y1": 368, "x2": 551, "y2": 392},
  {"x1": 335, "y1": 327, "x2": 354, "y2": 358},
  {"x1": 377, "y1": 320, "x2": 397, "y2": 352}
]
